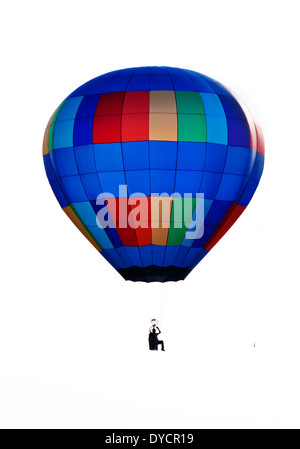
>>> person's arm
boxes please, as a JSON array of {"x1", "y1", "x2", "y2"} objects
[{"x1": 156, "y1": 328, "x2": 161, "y2": 335}]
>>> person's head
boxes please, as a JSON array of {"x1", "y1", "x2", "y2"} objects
[{"x1": 151, "y1": 319, "x2": 157, "y2": 327}]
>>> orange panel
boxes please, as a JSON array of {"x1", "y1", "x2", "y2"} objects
[
  {"x1": 63, "y1": 206, "x2": 102, "y2": 252},
  {"x1": 152, "y1": 227, "x2": 170, "y2": 246},
  {"x1": 150, "y1": 91, "x2": 177, "y2": 113},
  {"x1": 149, "y1": 113, "x2": 177, "y2": 141},
  {"x1": 151, "y1": 197, "x2": 173, "y2": 246},
  {"x1": 42, "y1": 109, "x2": 57, "y2": 156}
]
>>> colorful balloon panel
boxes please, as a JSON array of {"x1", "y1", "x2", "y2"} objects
[{"x1": 43, "y1": 67, "x2": 264, "y2": 282}]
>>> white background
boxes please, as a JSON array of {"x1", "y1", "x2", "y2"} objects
[{"x1": 0, "y1": 0, "x2": 299, "y2": 429}]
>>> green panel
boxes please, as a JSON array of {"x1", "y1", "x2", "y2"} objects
[
  {"x1": 175, "y1": 91, "x2": 205, "y2": 115},
  {"x1": 48, "y1": 100, "x2": 66, "y2": 152},
  {"x1": 178, "y1": 114, "x2": 206, "y2": 142},
  {"x1": 167, "y1": 197, "x2": 197, "y2": 246}
]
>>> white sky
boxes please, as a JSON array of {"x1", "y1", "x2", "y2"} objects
[{"x1": 0, "y1": 0, "x2": 299, "y2": 429}]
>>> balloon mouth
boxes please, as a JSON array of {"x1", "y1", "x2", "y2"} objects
[{"x1": 118, "y1": 265, "x2": 191, "y2": 283}]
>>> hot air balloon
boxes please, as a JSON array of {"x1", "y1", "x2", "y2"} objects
[{"x1": 43, "y1": 67, "x2": 264, "y2": 282}]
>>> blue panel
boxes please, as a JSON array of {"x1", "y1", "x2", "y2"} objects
[
  {"x1": 49, "y1": 151, "x2": 59, "y2": 180},
  {"x1": 74, "y1": 145, "x2": 96, "y2": 174},
  {"x1": 101, "y1": 248, "x2": 125, "y2": 269},
  {"x1": 205, "y1": 143, "x2": 227, "y2": 173},
  {"x1": 98, "y1": 171, "x2": 126, "y2": 197},
  {"x1": 57, "y1": 96, "x2": 83, "y2": 121},
  {"x1": 105, "y1": 68, "x2": 135, "y2": 78},
  {"x1": 90, "y1": 200, "x2": 123, "y2": 248},
  {"x1": 104, "y1": 76, "x2": 131, "y2": 93},
  {"x1": 126, "y1": 170, "x2": 150, "y2": 197},
  {"x1": 80, "y1": 173, "x2": 103, "y2": 200},
  {"x1": 200, "y1": 93, "x2": 225, "y2": 117},
  {"x1": 238, "y1": 180, "x2": 258, "y2": 207},
  {"x1": 192, "y1": 224, "x2": 218, "y2": 248},
  {"x1": 76, "y1": 94, "x2": 101, "y2": 118},
  {"x1": 206, "y1": 115, "x2": 228, "y2": 145},
  {"x1": 60, "y1": 176, "x2": 88, "y2": 203},
  {"x1": 185, "y1": 248, "x2": 208, "y2": 270},
  {"x1": 227, "y1": 118, "x2": 250, "y2": 147},
  {"x1": 139, "y1": 245, "x2": 153, "y2": 267},
  {"x1": 73, "y1": 117, "x2": 94, "y2": 146},
  {"x1": 175, "y1": 170, "x2": 202, "y2": 197},
  {"x1": 224, "y1": 146, "x2": 255, "y2": 176},
  {"x1": 150, "y1": 170, "x2": 176, "y2": 196},
  {"x1": 122, "y1": 247, "x2": 142, "y2": 267},
  {"x1": 152, "y1": 245, "x2": 165, "y2": 267},
  {"x1": 200, "y1": 172, "x2": 223, "y2": 199},
  {"x1": 201, "y1": 75, "x2": 232, "y2": 96},
  {"x1": 68, "y1": 77, "x2": 100, "y2": 98},
  {"x1": 177, "y1": 142, "x2": 206, "y2": 171},
  {"x1": 52, "y1": 147, "x2": 78, "y2": 177},
  {"x1": 72, "y1": 202, "x2": 98, "y2": 227},
  {"x1": 163, "y1": 246, "x2": 180, "y2": 266},
  {"x1": 216, "y1": 174, "x2": 248, "y2": 202},
  {"x1": 150, "y1": 75, "x2": 173, "y2": 91},
  {"x1": 180, "y1": 247, "x2": 198, "y2": 268},
  {"x1": 94, "y1": 143, "x2": 123, "y2": 172},
  {"x1": 205, "y1": 200, "x2": 232, "y2": 225},
  {"x1": 116, "y1": 246, "x2": 135, "y2": 267},
  {"x1": 53, "y1": 120, "x2": 74, "y2": 149},
  {"x1": 87, "y1": 77, "x2": 112, "y2": 95},
  {"x1": 173, "y1": 246, "x2": 189, "y2": 267},
  {"x1": 43, "y1": 154, "x2": 56, "y2": 183},
  {"x1": 219, "y1": 95, "x2": 247, "y2": 120},
  {"x1": 123, "y1": 141, "x2": 149, "y2": 170},
  {"x1": 88, "y1": 226, "x2": 114, "y2": 249},
  {"x1": 187, "y1": 74, "x2": 215, "y2": 93},
  {"x1": 127, "y1": 75, "x2": 150, "y2": 91},
  {"x1": 164, "y1": 67, "x2": 195, "y2": 91},
  {"x1": 250, "y1": 152, "x2": 264, "y2": 183},
  {"x1": 49, "y1": 179, "x2": 69, "y2": 208},
  {"x1": 149, "y1": 141, "x2": 177, "y2": 170}
]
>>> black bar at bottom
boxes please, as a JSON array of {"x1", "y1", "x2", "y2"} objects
[{"x1": 118, "y1": 265, "x2": 191, "y2": 283}]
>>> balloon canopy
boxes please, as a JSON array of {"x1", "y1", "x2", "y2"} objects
[{"x1": 43, "y1": 67, "x2": 264, "y2": 282}]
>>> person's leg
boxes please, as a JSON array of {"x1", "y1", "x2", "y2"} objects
[{"x1": 157, "y1": 340, "x2": 165, "y2": 351}]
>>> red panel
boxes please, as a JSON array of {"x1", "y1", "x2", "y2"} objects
[
  {"x1": 105, "y1": 197, "x2": 152, "y2": 246},
  {"x1": 117, "y1": 227, "x2": 139, "y2": 246},
  {"x1": 95, "y1": 92, "x2": 125, "y2": 116},
  {"x1": 255, "y1": 123, "x2": 265, "y2": 155},
  {"x1": 204, "y1": 202, "x2": 246, "y2": 251},
  {"x1": 93, "y1": 115, "x2": 121, "y2": 143},
  {"x1": 128, "y1": 197, "x2": 152, "y2": 246},
  {"x1": 106, "y1": 198, "x2": 138, "y2": 247},
  {"x1": 123, "y1": 91, "x2": 150, "y2": 114},
  {"x1": 122, "y1": 113, "x2": 149, "y2": 142}
]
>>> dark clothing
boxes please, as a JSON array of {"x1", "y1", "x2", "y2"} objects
[
  {"x1": 149, "y1": 328, "x2": 165, "y2": 351},
  {"x1": 156, "y1": 340, "x2": 165, "y2": 351}
]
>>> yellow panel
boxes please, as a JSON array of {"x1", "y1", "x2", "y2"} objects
[
  {"x1": 149, "y1": 113, "x2": 177, "y2": 141},
  {"x1": 150, "y1": 91, "x2": 177, "y2": 113},
  {"x1": 63, "y1": 206, "x2": 102, "y2": 252},
  {"x1": 42, "y1": 109, "x2": 57, "y2": 156},
  {"x1": 151, "y1": 197, "x2": 173, "y2": 245}
]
